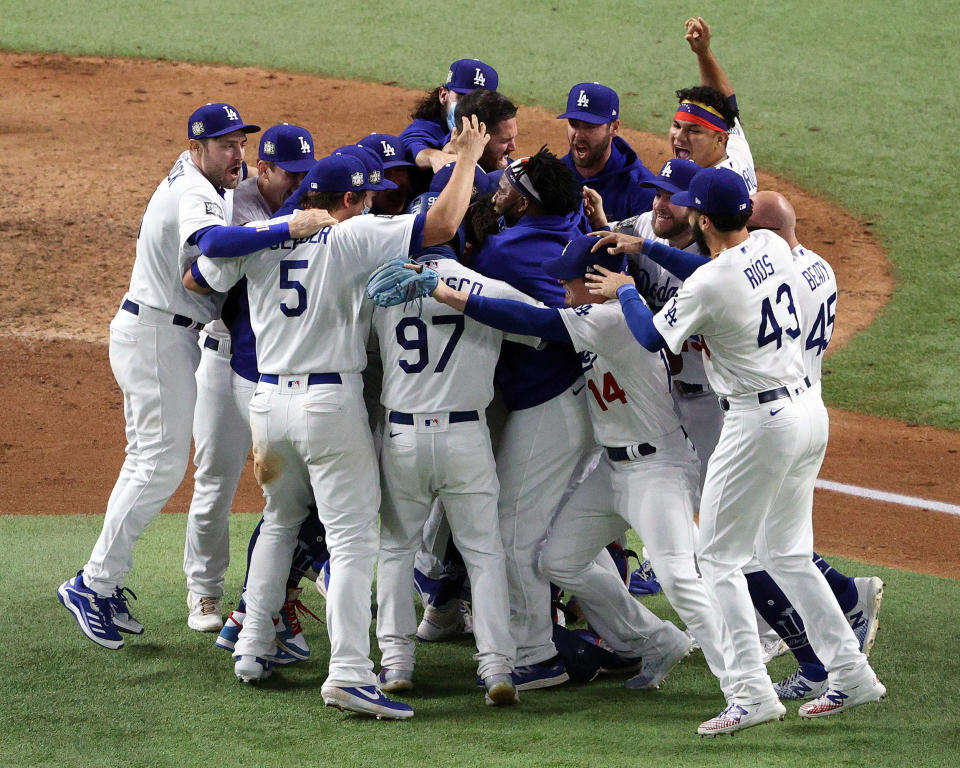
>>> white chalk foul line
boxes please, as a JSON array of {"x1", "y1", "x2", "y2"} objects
[{"x1": 815, "y1": 479, "x2": 960, "y2": 517}]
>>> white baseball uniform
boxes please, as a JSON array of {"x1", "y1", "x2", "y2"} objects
[
  {"x1": 718, "y1": 117, "x2": 757, "y2": 194},
  {"x1": 374, "y1": 257, "x2": 542, "y2": 679},
  {"x1": 183, "y1": 177, "x2": 269, "y2": 597},
  {"x1": 651, "y1": 228, "x2": 875, "y2": 705},
  {"x1": 83, "y1": 150, "x2": 231, "y2": 596},
  {"x1": 618, "y1": 212, "x2": 722, "y2": 491},
  {"x1": 193, "y1": 211, "x2": 423, "y2": 687},
  {"x1": 538, "y1": 299, "x2": 736, "y2": 698}
]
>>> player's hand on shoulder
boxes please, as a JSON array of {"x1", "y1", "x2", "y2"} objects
[
  {"x1": 590, "y1": 231, "x2": 644, "y2": 255},
  {"x1": 684, "y1": 16, "x2": 711, "y2": 54},
  {"x1": 585, "y1": 265, "x2": 636, "y2": 300},
  {"x1": 451, "y1": 115, "x2": 490, "y2": 164},
  {"x1": 288, "y1": 208, "x2": 336, "y2": 240}
]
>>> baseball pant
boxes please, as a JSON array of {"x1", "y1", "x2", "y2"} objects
[
  {"x1": 697, "y1": 386, "x2": 873, "y2": 705},
  {"x1": 413, "y1": 498, "x2": 452, "y2": 582},
  {"x1": 495, "y1": 382, "x2": 594, "y2": 666},
  {"x1": 183, "y1": 336, "x2": 256, "y2": 597},
  {"x1": 673, "y1": 388, "x2": 724, "y2": 494},
  {"x1": 541, "y1": 429, "x2": 736, "y2": 699},
  {"x1": 84, "y1": 303, "x2": 200, "y2": 596},
  {"x1": 377, "y1": 411, "x2": 514, "y2": 679},
  {"x1": 234, "y1": 374, "x2": 380, "y2": 687}
]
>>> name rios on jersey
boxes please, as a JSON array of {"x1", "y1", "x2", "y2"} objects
[{"x1": 743, "y1": 253, "x2": 775, "y2": 289}]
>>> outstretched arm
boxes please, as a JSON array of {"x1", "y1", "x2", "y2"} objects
[
  {"x1": 590, "y1": 232, "x2": 709, "y2": 280},
  {"x1": 431, "y1": 281, "x2": 570, "y2": 342},
  {"x1": 685, "y1": 17, "x2": 734, "y2": 98}
]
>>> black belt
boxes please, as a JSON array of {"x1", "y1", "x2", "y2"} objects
[
  {"x1": 260, "y1": 373, "x2": 342, "y2": 385},
  {"x1": 674, "y1": 381, "x2": 705, "y2": 396},
  {"x1": 719, "y1": 376, "x2": 811, "y2": 412},
  {"x1": 389, "y1": 410, "x2": 479, "y2": 425},
  {"x1": 203, "y1": 336, "x2": 220, "y2": 352},
  {"x1": 122, "y1": 299, "x2": 202, "y2": 330},
  {"x1": 606, "y1": 443, "x2": 656, "y2": 462}
]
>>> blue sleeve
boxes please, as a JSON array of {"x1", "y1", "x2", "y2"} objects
[
  {"x1": 641, "y1": 239, "x2": 710, "y2": 280},
  {"x1": 400, "y1": 119, "x2": 446, "y2": 160},
  {"x1": 408, "y1": 212, "x2": 426, "y2": 256},
  {"x1": 463, "y1": 294, "x2": 571, "y2": 343},
  {"x1": 728, "y1": 93, "x2": 739, "y2": 116},
  {"x1": 196, "y1": 221, "x2": 291, "y2": 259},
  {"x1": 190, "y1": 261, "x2": 210, "y2": 289},
  {"x1": 616, "y1": 285, "x2": 666, "y2": 351}
]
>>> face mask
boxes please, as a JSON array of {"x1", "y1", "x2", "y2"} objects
[
  {"x1": 362, "y1": 205, "x2": 371, "y2": 215},
  {"x1": 446, "y1": 101, "x2": 458, "y2": 132}
]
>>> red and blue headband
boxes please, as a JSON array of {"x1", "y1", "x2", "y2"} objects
[
  {"x1": 674, "y1": 100, "x2": 729, "y2": 133},
  {"x1": 504, "y1": 156, "x2": 542, "y2": 204}
]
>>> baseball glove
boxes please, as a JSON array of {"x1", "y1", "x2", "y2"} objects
[{"x1": 365, "y1": 258, "x2": 439, "y2": 308}]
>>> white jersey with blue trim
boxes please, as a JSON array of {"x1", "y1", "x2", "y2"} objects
[
  {"x1": 792, "y1": 244, "x2": 837, "y2": 386},
  {"x1": 716, "y1": 117, "x2": 757, "y2": 194},
  {"x1": 559, "y1": 299, "x2": 680, "y2": 447},
  {"x1": 195, "y1": 212, "x2": 420, "y2": 375},
  {"x1": 652, "y1": 229, "x2": 807, "y2": 397},
  {"x1": 374, "y1": 259, "x2": 542, "y2": 413},
  {"x1": 128, "y1": 150, "x2": 231, "y2": 323},
  {"x1": 231, "y1": 177, "x2": 272, "y2": 226},
  {"x1": 620, "y1": 211, "x2": 711, "y2": 389}
]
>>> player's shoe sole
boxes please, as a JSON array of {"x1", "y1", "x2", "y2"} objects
[{"x1": 847, "y1": 577, "x2": 884, "y2": 656}]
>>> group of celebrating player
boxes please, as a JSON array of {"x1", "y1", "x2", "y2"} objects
[{"x1": 56, "y1": 17, "x2": 888, "y2": 735}]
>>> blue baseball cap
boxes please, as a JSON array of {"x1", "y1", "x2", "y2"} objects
[
  {"x1": 333, "y1": 144, "x2": 398, "y2": 190},
  {"x1": 357, "y1": 133, "x2": 415, "y2": 169},
  {"x1": 303, "y1": 154, "x2": 379, "y2": 193},
  {"x1": 444, "y1": 59, "x2": 498, "y2": 94},
  {"x1": 429, "y1": 161, "x2": 493, "y2": 199},
  {"x1": 557, "y1": 83, "x2": 619, "y2": 125},
  {"x1": 543, "y1": 235, "x2": 626, "y2": 280},
  {"x1": 188, "y1": 103, "x2": 260, "y2": 139},
  {"x1": 671, "y1": 167, "x2": 752, "y2": 216},
  {"x1": 640, "y1": 158, "x2": 703, "y2": 196},
  {"x1": 259, "y1": 124, "x2": 316, "y2": 172}
]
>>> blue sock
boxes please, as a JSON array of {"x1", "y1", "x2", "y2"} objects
[
  {"x1": 746, "y1": 569, "x2": 825, "y2": 675},
  {"x1": 813, "y1": 552, "x2": 858, "y2": 612}
]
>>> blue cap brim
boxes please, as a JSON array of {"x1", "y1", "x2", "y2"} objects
[
  {"x1": 557, "y1": 112, "x2": 612, "y2": 125},
  {"x1": 204, "y1": 123, "x2": 261, "y2": 138},
  {"x1": 274, "y1": 157, "x2": 318, "y2": 173},
  {"x1": 670, "y1": 190, "x2": 696, "y2": 208},
  {"x1": 640, "y1": 178, "x2": 684, "y2": 195},
  {"x1": 542, "y1": 255, "x2": 583, "y2": 281},
  {"x1": 382, "y1": 159, "x2": 415, "y2": 169},
  {"x1": 373, "y1": 179, "x2": 399, "y2": 190}
]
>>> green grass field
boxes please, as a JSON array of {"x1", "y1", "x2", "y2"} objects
[
  {"x1": 2, "y1": 0, "x2": 959, "y2": 428},
  {"x1": 2, "y1": 513, "x2": 958, "y2": 768}
]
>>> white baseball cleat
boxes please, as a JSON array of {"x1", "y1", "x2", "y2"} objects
[
  {"x1": 416, "y1": 600, "x2": 465, "y2": 642},
  {"x1": 377, "y1": 667, "x2": 414, "y2": 693},
  {"x1": 187, "y1": 591, "x2": 223, "y2": 632},
  {"x1": 846, "y1": 577, "x2": 884, "y2": 655},
  {"x1": 321, "y1": 684, "x2": 414, "y2": 720},
  {"x1": 798, "y1": 675, "x2": 886, "y2": 719},
  {"x1": 760, "y1": 629, "x2": 789, "y2": 664},
  {"x1": 234, "y1": 655, "x2": 273, "y2": 684},
  {"x1": 698, "y1": 698, "x2": 786, "y2": 736},
  {"x1": 625, "y1": 631, "x2": 695, "y2": 690},
  {"x1": 484, "y1": 673, "x2": 519, "y2": 707}
]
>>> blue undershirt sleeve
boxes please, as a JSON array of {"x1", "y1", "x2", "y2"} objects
[
  {"x1": 616, "y1": 285, "x2": 667, "y2": 351},
  {"x1": 641, "y1": 239, "x2": 710, "y2": 280},
  {"x1": 195, "y1": 221, "x2": 292, "y2": 258},
  {"x1": 190, "y1": 261, "x2": 210, "y2": 290},
  {"x1": 408, "y1": 212, "x2": 426, "y2": 256},
  {"x1": 463, "y1": 294, "x2": 571, "y2": 343}
]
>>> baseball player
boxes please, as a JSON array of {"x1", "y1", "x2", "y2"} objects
[
  {"x1": 184, "y1": 123, "x2": 318, "y2": 632},
  {"x1": 468, "y1": 147, "x2": 594, "y2": 689},
  {"x1": 558, "y1": 82, "x2": 657, "y2": 221},
  {"x1": 453, "y1": 89, "x2": 519, "y2": 173},
  {"x1": 400, "y1": 58, "x2": 498, "y2": 173},
  {"x1": 357, "y1": 133, "x2": 416, "y2": 214},
  {"x1": 57, "y1": 103, "x2": 330, "y2": 650},
  {"x1": 430, "y1": 235, "x2": 738, "y2": 698},
  {"x1": 670, "y1": 17, "x2": 757, "y2": 193},
  {"x1": 587, "y1": 166, "x2": 886, "y2": 735},
  {"x1": 372, "y1": 226, "x2": 548, "y2": 707},
  {"x1": 185, "y1": 120, "x2": 490, "y2": 719}
]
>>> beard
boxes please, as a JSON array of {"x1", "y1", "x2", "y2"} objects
[
  {"x1": 691, "y1": 217, "x2": 709, "y2": 255},
  {"x1": 572, "y1": 135, "x2": 612, "y2": 169}
]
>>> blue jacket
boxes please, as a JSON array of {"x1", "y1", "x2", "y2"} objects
[
  {"x1": 399, "y1": 118, "x2": 448, "y2": 163},
  {"x1": 562, "y1": 136, "x2": 656, "y2": 221},
  {"x1": 473, "y1": 211, "x2": 584, "y2": 410}
]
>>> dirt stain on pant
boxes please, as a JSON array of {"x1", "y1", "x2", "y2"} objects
[{"x1": 253, "y1": 446, "x2": 281, "y2": 487}]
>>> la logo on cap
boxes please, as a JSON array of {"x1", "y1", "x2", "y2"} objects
[
  {"x1": 299, "y1": 136, "x2": 311, "y2": 154},
  {"x1": 577, "y1": 90, "x2": 589, "y2": 107},
  {"x1": 473, "y1": 68, "x2": 486, "y2": 86},
  {"x1": 662, "y1": 163, "x2": 673, "y2": 178}
]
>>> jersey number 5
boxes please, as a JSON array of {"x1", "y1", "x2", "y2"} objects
[
  {"x1": 280, "y1": 260, "x2": 308, "y2": 317},
  {"x1": 757, "y1": 282, "x2": 801, "y2": 349},
  {"x1": 396, "y1": 315, "x2": 465, "y2": 374}
]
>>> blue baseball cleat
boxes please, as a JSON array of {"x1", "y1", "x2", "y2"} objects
[
  {"x1": 321, "y1": 684, "x2": 414, "y2": 720},
  {"x1": 57, "y1": 571, "x2": 124, "y2": 650}
]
